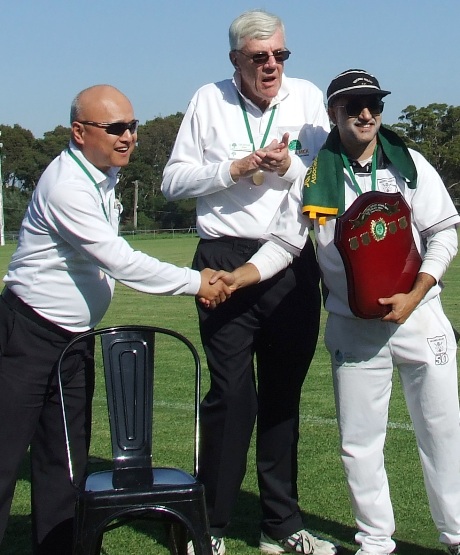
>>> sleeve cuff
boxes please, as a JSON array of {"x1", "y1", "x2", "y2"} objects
[{"x1": 248, "y1": 242, "x2": 293, "y2": 281}]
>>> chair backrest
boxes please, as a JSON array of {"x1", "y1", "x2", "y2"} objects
[{"x1": 57, "y1": 325, "x2": 202, "y2": 489}]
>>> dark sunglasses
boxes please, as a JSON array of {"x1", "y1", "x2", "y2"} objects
[
  {"x1": 236, "y1": 49, "x2": 291, "y2": 65},
  {"x1": 78, "y1": 119, "x2": 139, "y2": 135},
  {"x1": 336, "y1": 98, "x2": 384, "y2": 118}
]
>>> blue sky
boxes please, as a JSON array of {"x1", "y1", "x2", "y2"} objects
[{"x1": 1, "y1": 0, "x2": 459, "y2": 138}]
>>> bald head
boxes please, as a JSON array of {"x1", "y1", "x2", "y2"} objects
[{"x1": 70, "y1": 85, "x2": 133, "y2": 125}]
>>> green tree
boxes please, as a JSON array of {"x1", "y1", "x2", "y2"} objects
[
  {"x1": 391, "y1": 103, "x2": 460, "y2": 198},
  {"x1": 439, "y1": 106, "x2": 460, "y2": 195},
  {"x1": 34, "y1": 125, "x2": 71, "y2": 182},
  {"x1": 0, "y1": 124, "x2": 72, "y2": 232},
  {"x1": 119, "y1": 113, "x2": 196, "y2": 230},
  {"x1": 0, "y1": 124, "x2": 36, "y2": 189},
  {"x1": 3, "y1": 186, "x2": 30, "y2": 231}
]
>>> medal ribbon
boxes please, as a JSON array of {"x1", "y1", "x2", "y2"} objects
[
  {"x1": 238, "y1": 94, "x2": 277, "y2": 151},
  {"x1": 340, "y1": 146, "x2": 377, "y2": 196},
  {"x1": 67, "y1": 148, "x2": 109, "y2": 222}
]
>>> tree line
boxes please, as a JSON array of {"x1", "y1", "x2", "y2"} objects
[{"x1": 1, "y1": 103, "x2": 459, "y2": 233}]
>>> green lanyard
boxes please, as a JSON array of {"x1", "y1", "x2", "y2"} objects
[
  {"x1": 340, "y1": 146, "x2": 377, "y2": 196},
  {"x1": 67, "y1": 148, "x2": 109, "y2": 222},
  {"x1": 238, "y1": 94, "x2": 277, "y2": 150}
]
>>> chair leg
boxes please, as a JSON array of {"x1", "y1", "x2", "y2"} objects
[
  {"x1": 73, "y1": 535, "x2": 101, "y2": 555},
  {"x1": 167, "y1": 522, "x2": 188, "y2": 554},
  {"x1": 174, "y1": 505, "x2": 212, "y2": 555},
  {"x1": 73, "y1": 523, "x2": 103, "y2": 555}
]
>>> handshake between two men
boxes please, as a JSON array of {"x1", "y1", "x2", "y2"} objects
[{"x1": 198, "y1": 263, "x2": 260, "y2": 308}]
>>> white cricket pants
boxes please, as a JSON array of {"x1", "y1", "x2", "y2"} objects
[{"x1": 325, "y1": 296, "x2": 460, "y2": 554}]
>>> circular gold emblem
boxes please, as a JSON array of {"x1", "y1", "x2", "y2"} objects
[{"x1": 370, "y1": 218, "x2": 387, "y2": 242}]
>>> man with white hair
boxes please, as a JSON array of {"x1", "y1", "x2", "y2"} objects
[{"x1": 162, "y1": 9, "x2": 335, "y2": 555}]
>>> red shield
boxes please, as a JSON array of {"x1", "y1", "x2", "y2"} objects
[{"x1": 334, "y1": 191, "x2": 421, "y2": 319}]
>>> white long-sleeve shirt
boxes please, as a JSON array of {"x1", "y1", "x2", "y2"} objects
[
  {"x1": 4, "y1": 143, "x2": 201, "y2": 332},
  {"x1": 250, "y1": 148, "x2": 460, "y2": 317},
  {"x1": 162, "y1": 74, "x2": 330, "y2": 239}
]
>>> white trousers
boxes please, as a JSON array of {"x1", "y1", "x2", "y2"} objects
[{"x1": 325, "y1": 296, "x2": 460, "y2": 554}]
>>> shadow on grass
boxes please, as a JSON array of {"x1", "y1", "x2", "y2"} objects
[
  {"x1": 298, "y1": 513, "x2": 446, "y2": 555},
  {"x1": 226, "y1": 490, "x2": 446, "y2": 555},
  {"x1": 2, "y1": 457, "x2": 447, "y2": 555}
]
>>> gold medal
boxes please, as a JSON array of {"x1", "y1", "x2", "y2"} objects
[{"x1": 252, "y1": 170, "x2": 265, "y2": 186}]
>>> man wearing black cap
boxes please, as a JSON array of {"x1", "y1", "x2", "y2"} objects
[{"x1": 211, "y1": 69, "x2": 460, "y2": 554}]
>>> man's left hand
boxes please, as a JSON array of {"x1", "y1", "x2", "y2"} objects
[{"x1": 379, "y1": 271, "x2": 436, "y2": 324}]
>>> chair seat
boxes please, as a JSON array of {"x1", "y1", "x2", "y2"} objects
[{"x1": 85, "y1": 468, "x2": 198, "y2": 492}]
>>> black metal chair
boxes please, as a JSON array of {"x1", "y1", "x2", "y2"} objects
[{"x1": 57, "y1": 325, "x2": 212, "y2": 555}]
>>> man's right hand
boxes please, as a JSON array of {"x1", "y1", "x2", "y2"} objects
[
  {"x1": 230, "y1": 151, "x2": 266, "y2": 182},
  {"x1": 230, "y1": 137, "x2": 288, "y2": 182}
]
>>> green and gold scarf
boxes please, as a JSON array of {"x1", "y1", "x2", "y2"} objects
[{"x1": 302, "y1": 125, "x2": 417, "y2": 224}]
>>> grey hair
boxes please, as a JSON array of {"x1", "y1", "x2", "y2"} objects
[
  {"x1": 229, "y1": 9, "x2": 285, "y2": 51},
  {"x1": 70, "y1": 90, "x2": 85, "y2": 124}
]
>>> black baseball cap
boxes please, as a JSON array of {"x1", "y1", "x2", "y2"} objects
[{"x1": 327, "y1": 69, "x2": 391, "y2": 105}]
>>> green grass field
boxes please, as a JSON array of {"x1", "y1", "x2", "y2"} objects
[{"x1": 0, "y1": 234, "x2": 459, "y2": 555}]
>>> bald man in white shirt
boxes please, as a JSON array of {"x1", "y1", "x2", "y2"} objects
[{"x1": 0, "y1": 84, "x2": 230, "y2": 555}]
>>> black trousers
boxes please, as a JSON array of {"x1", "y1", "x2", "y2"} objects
[
  {"x1": 193, "y1": 237, "x2": 321, "y2": 539},
  {"x1": 0, "y1": 290, "x2": 95, "y2": 554}
]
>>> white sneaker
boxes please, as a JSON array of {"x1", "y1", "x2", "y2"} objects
[
  {"x1": 355, "y1": 550, "x2": 392, "y2": 555},
  {"x1": 187, "y1": 536, "x2": 226, "y2": 555},
  {"x1": 259, "y1": 529, "x2": 337, "y2": 554}
]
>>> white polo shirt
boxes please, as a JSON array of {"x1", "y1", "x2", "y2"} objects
[
  {"x1": 162, "y1": 74, "x2": 330, "y2": 239},
  {"x1": 4, "y1": 143, "x2": 201, "y2": 332}
]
